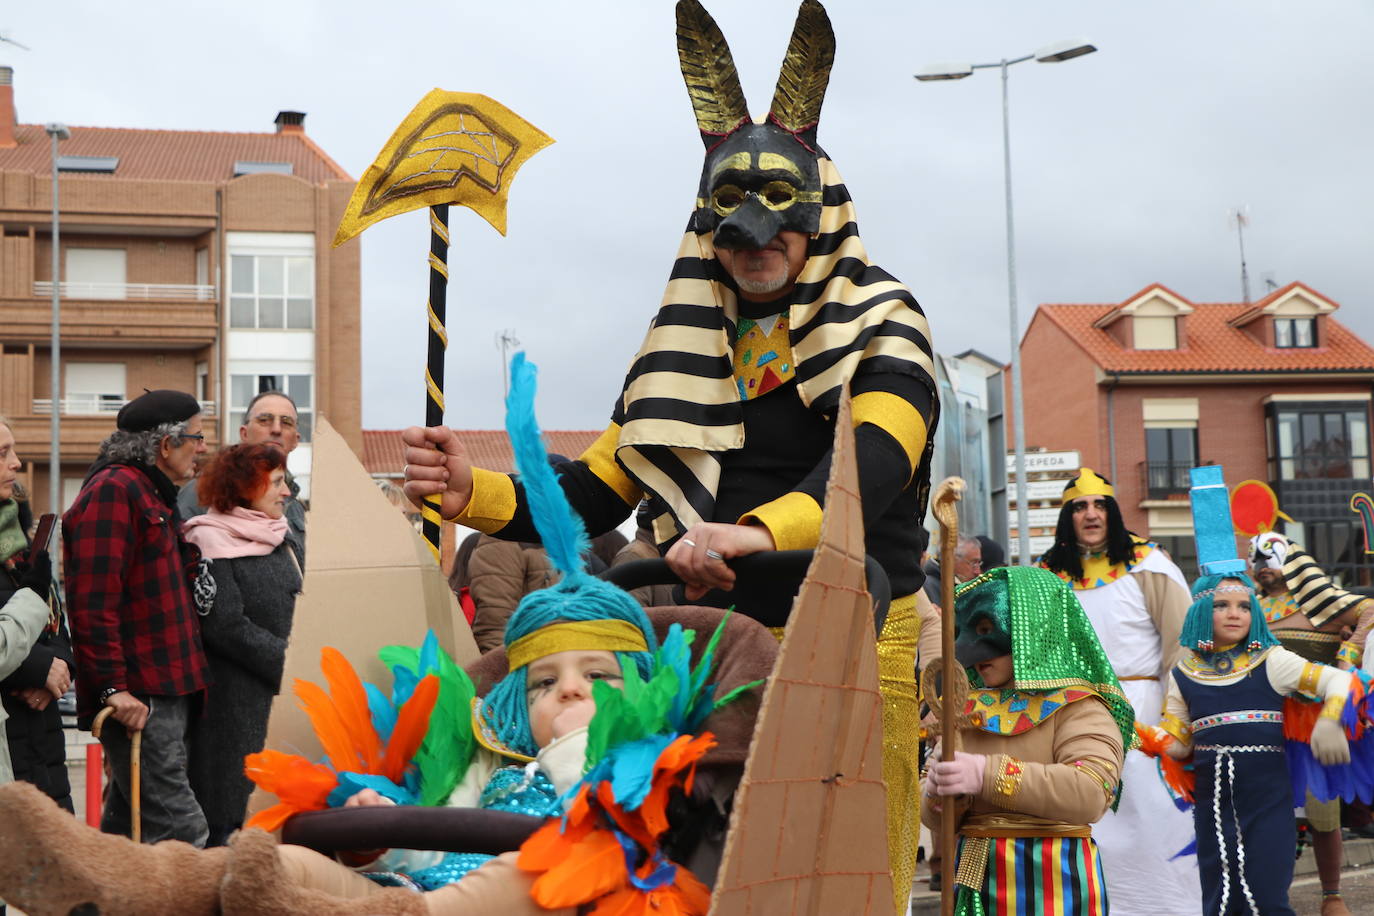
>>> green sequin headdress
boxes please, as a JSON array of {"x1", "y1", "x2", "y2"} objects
[{"x1": 954, "y1": 566, "x2": 1135, "y2": 755}]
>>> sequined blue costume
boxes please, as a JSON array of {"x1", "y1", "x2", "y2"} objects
[{"x1": 365, "y1": 765, "x2": 561, "y2": 891}]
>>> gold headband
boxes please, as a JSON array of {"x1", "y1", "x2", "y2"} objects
[
  {"x1": 1063, "y1": 468, "x2": 1115, "y2": 505},
  {"x1": 506, "y1": 619, "x2": 650, "y2": 671}
]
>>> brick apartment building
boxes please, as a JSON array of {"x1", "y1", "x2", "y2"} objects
[
  {"x1": 0, "y1": 66, "x2": 361, "y2": 512},
  {"x1": 1016, "y1": 282, "x2": 1374, "y2": 583}
]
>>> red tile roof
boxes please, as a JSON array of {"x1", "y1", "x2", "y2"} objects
[
  {"x1": 1033, "y1": 283, "x2": 1374, "y2": 375},
  {"x1": 362, "y1": 429, "x2": 605, "y2": 477},
  {"x1": 0, "y1": 124, "x2": 350, "y2": 184}
]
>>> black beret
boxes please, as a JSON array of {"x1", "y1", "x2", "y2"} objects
[{"x1": 116, "y1": 389, "x2": 202, "y2": 432}]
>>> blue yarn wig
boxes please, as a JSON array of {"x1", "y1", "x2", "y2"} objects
[
  {"x1": 1180, "y1": 571, "x2": 1280, "y2": 654},
  {"x1": 479, "y1": 353, "x2": 657, "y2": 758}
]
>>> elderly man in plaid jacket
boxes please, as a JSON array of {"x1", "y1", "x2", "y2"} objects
[{"x1": 63, "y1": 390, "x2": 212, "y2": 846}]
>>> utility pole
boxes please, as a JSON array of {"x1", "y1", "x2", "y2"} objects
[
  {"x1": 496, "y1": 328, "x2": 520, "y2": 398},
  {"x1": 1230, "y1": 206, "x2": 1251, "y2": 305}
]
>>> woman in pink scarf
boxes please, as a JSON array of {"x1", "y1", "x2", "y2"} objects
[{"x1": 182, "y1": 444, "x2": 301, "y2": 845}]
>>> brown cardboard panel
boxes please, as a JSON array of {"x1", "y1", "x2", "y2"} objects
[
  {"x1": 710, "y1": 390, "x2": 893, "y2": 915},
  {"x1": 247, "y1": 417, "x2": 479, "y2": 820},
  {"x1": 814, "y1": 874, "x2": 887, "y2": 916}
]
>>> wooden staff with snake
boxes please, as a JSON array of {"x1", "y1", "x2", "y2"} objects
[{"x1": 929, "y1": 476, "x2": 966, "y2": 916}]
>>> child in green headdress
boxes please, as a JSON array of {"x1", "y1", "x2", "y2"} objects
[{"x1": 923, "y1": 566, "x2": 1130, "y2": 916}]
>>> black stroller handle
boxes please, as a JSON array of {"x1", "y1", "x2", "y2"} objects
[{"x1": 600, "y1": 549, "x2": 891, "y2": 637}]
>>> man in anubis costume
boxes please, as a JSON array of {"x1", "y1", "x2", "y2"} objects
[
  {"x1": 405, "y1": 1, "x2": 940, "y2": 908},
  {"x1": 1252, "y1": 530, "x2": 1374, "y2": 916}
]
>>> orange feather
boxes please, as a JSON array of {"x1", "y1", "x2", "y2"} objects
[
  {"x1": 294, "y1": 678, "x2": 359, "y2": 772},
  {"x1": 320, "y1": 647, "x2": 383, "y2": 773},
  {"x1": 245, "y1": 802, "x2": 297, "y2": 833},
  {"x1": 382, "y1": 673, "x2": 439, "y2": 783},
  {"x1": 1133, "y1": 724, "x2": 1194, "y2": 803},
  {"x1": 528, "y1": 828, "x2": 627, "y2": 908},
  {"x1": 518, "y1": 814, "x2": 595, "y2": 872}
]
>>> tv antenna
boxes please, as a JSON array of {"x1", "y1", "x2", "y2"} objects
[
  {"x1": 1228, "y1": 206, "x2": 1252, "y2": 305},
  {"x1": 0, "y1": 32, "x2": 31, "y2": 52},
  {"x1": 495, "y1": 328, "x2": 520, "y2": 398}
]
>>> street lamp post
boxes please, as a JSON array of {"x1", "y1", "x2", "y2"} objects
[
  {"x1": 46, "y1": 122, "x2": 69, "y2": 521},
  {"x1": 915, "y1": 39, "x2": 1097, "y2": 566}
]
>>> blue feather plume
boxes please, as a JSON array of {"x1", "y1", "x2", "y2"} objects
[{"x1": 505, "y1": 352, "x2": 590, "y2": 583}]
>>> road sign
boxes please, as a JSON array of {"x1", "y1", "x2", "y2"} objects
[
  {"x1": 1009, "y1": 479, "x2": 1069, "y2": 503},
  {"x1": 1006, "y1": 451, "x2": 1081, "y2": 475},
  {"x1": 1008, "y1": 535, "x2": 1055, "y2": 559},
  {"x1": 1009, "y1": 507, "x2": 1060, "y2": 529}
]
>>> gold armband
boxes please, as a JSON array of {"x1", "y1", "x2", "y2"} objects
[
  {"x1": 1071, "y1": 758, "x2": 1118, "y2": 805},
  {"x1": 1159, "y1": 713, "x2": 1191, "y2": 744},
  {"x1": 992, "y1": 755, "x2": 1024, "y2": 803},
  {"x1": 1298, "y1": 661, "x2": 1323, "y2": 699},
  {"x1": 1337, "y1": 641, "x2": 1362, "y2": 667}
]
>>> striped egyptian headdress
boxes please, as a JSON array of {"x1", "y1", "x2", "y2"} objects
[
  {"x1": 1277, "y1": 542, "x2": 1367, "y2": 628},
  {"x1": 612, "y1": 0, "x2": 938, "y2": 538}
]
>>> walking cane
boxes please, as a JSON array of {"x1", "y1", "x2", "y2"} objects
[
  {"x1": 91, "y1": 706, "x2": 142, "y2": 843},
  {"x1": 929, "y1": 477, "x2": 966, "y2": 916}
]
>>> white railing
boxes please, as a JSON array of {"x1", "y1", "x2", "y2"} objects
[
  {"x1": 32, "y1": 398, "x2": 217, "y2": 417},
  {"x1": 33, "y1": 281, "x2": 217, "y2": 301}
]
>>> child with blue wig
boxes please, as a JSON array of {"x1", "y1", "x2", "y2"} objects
[{"x1": 1160, "y1": 571, "x2": 1354, "y2": 916}]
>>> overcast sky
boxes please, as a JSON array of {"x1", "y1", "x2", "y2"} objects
[{"x1": 9, "y1": 0, "x2": 1373, "y2": 430}]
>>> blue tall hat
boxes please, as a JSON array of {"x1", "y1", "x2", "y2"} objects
[{"x1": 1180, "y1": 465, "x2": 1278, "y2": 653}]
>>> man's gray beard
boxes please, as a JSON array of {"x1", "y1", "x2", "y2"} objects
[{"x1": 733, "y1": 267, "x2": 789, "y2": 296}]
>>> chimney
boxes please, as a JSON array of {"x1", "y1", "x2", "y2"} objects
[
  {"x1": 0, "y1": 67, "x2": 16, "y2": 149},
  {"x1": 274, "y1": 110, "x2": 305, "y2": 134}
]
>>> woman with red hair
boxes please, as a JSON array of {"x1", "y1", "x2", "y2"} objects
[{"x1": 182, "y1": 443, "x2": 302, "y2": 846}]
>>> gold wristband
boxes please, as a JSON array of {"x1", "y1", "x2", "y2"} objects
[
  {"x1": 992, "y1": 755, "x2": 1024, "y2": 802},
  {"x1": 1337, "y1": 642, "x2": 1361, "y2": 667},
  {"x1": 1321, "y1": 694, "x2": 1347, "y2": 722}
]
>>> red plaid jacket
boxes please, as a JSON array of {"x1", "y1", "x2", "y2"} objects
[{"x1": 63, "y1": 464, "x2": 209, "y2": 721}]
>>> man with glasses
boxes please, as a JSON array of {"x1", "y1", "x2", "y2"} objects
[{"x1": 177, "y1": 391, "x2": 305, "y2": 553}]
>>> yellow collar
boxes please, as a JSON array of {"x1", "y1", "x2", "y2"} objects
[{"x1": 962, "y1": 687, "x2": 1102, "y2": 736}]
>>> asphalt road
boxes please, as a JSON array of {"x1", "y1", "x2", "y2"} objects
[{"x1": 1290, "y1": 866, "x2": 1374, "y2": 914}]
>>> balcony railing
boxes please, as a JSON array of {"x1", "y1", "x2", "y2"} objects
[
  {"x1": 1139, "y1": 459, "x2": 1193, "y2": 500},
  {"x1": 32, "y1": 398, "x2": 216, "y2": 417},
  {"x1": 33, "y1": 281, "x2": 217, "y2": 301}
]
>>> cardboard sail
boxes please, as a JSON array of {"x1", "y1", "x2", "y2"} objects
[
  {"x1": 249, "y1": 417, "x2": 479, "y2": 818},
  {"x1": 710, "y1": 389, "x2": 894, "y2": 915}
]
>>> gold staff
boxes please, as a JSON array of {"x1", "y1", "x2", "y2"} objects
[{"x1": 334, "y1": 90, "x2": 553, "y2": 560}]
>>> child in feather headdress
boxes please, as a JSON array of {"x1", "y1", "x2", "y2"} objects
[{"x1": 0, "y1": 354, "x2": 715, "y2": 916}]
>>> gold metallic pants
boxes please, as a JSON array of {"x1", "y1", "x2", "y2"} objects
[{"x1": 879, "y1": 592, "x2": 920, "y2": 915}]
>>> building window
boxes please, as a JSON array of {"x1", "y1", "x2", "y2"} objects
[
  {"x1": 1275, "y1": 317, "x2": 1316, "y2": 348},
  {"x1": 1142, "y1": 427, "x2": 1198, "y2": 498},
  {"x1": 229, "y1": 254, "x2": 313, "y2": 329},
  {"x1": 230, "y1": 373, "x2": 313, "y2": 442},
  {"x1": 1151, "y1": 535, "x2": 1198, "y2": 580},
  {"x1": 65, "y1": 248, "x2": 127, "y2": 300},
  {"x1": 1132, "y1": 315, "x2": 1177, "y2": 350},
  {"x1": 63, "y1": 362, "x2": 126, "y2": 414},
  {"x1": 1274, "y1": 406, "x2": 1370, "y2": 479}
]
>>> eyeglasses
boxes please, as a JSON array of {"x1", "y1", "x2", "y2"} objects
[
  {"x1": 178, "y1": 433, "x2": 206, "y2": 441},
  {"x1": 251, "y1": 413, "x2": 298, "y2": 430}
]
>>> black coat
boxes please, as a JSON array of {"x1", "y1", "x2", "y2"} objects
[
  {"x1": 0, "y1": 506, "x2": 74, "y2": 811},
  {"x1": 187, "y1": 540, "x2": 302, "y2": 830}
]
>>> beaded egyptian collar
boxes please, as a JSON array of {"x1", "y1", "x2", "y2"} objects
[
  {"x1": 1179, "y1": 644, "x2": 1276, "y2": 680},
  {"x1": 1047, "y1": 537, "x2": 1155, "y2": 592},
  {"x1": 963, "y1": 686, "x2": 1101, "y2": 736},
  {"x1": 1260, "y1": 593, "x2": 1301, "y2": 625}
]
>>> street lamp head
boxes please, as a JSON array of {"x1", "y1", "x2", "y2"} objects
[
  {"x1": 44, "y1": 122, "x2": 70, "y2": 140},
  {"x1": 914, "y1": 62, "x2": 973, "y2": 82},
  {"x1": 1034, "y1": 38, "x2": 1097, "y2": 64}
]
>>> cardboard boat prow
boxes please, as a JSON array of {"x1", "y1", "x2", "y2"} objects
[
  {"x1": 247, "y1": 417, "x2": 480, "y2": 819},
  {"x1": 709, "y1": 389, "x2": 894, "y2": 915}
]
